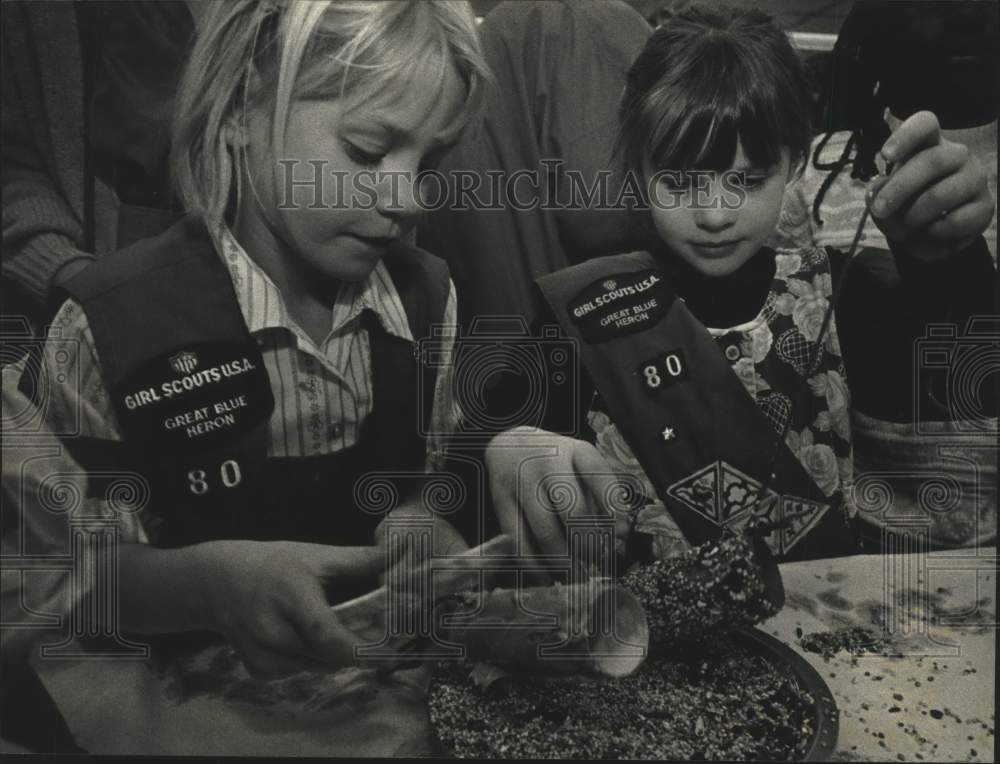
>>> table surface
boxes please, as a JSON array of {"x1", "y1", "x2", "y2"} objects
[{"x1": 32, "y1": 549, "x2": 996, "y2": 760}]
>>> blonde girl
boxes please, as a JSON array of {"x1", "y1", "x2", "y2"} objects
[{"x1": 11, "y1": 0, "x2": 488, "y2": 678}]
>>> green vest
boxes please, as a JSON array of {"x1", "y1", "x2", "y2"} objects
[{"x1": 61, "y1": 216, "x2": 450, "y2": 548}]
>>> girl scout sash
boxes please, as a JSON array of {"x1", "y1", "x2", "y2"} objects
[{"x1": 537, "y1": 251, "x2": 859, "y2": 561}]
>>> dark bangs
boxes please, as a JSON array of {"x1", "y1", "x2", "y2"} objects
[{"x1": 619, "y1": 5, "x2": 812, "y2": 178}]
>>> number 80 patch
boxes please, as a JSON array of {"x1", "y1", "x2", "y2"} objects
[{"x1": 637, "y1": 348, "x2": 689, "y2": 393}]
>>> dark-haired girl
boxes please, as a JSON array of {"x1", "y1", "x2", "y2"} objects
[{"x1": 486, "y1": 4, "x2": 996, "y2": 563}]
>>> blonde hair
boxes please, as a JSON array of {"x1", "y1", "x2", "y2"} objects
[{"x1": 171, "y1": 0, "x2": 487, "y2": 226}]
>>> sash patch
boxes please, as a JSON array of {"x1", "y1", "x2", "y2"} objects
[
  {"x1": 666, "y1": 461, "x2": 765, "y2": 527},
  {"x1": 568, "y1": 269, "x2": 674, "y2": 343},
  {"x1": 665, "y1": 460, "x2": 830, "y2": 556},
  {"x1": 114, "y1": 340, "x2": 274, "y2": 452}
]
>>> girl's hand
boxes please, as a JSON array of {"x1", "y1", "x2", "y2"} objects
[
  {"x1": 485, "y1": 427, "x2": 629, "y2": 561},
  {"x1": 374, "y1": 502, "x2": 469, "y2": 586},
  {"x1": 868, "y1": 110, "x2": 993, "y2": 261},
  {"x1": 194, "y1": 540, "x2": 384, "y2": 679},
  {"x1": 375, "y1": 501, "x2": 469, "y2": 557}
]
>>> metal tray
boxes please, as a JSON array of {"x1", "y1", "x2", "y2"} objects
[
  {"x1": 428, "y1": 626, "x2": 839, "y2": 761},
  {"x1": 737, "y1": 627, "x2": 839, "y2": 761}
]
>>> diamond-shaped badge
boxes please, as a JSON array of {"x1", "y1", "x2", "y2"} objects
[
  {"x1": 666, "y1": 463, "x2": 721, "y2": 524},
  {"x1": 667, "y1": 461, "x2": 769, "y2": 527},
  {"x1": 780, "y1": 497, "x2": 829, "y2": 553},
  {"x1": 719, "y1": 462, "x2": 765, "y2": 525}
]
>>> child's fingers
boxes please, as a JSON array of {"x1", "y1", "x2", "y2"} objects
[
  {"x1": 236, "y1": 643, "x2": 311, "y2": 680},
  {"x1": 375, "y1": 520, "x2": 469, "y2": 587},
  {"x1": 573, "y1": 446, "x2": 632, "y2": 538},
  {"x1": 491, "y1": 478, "x2": 545, "y2": 557},
  {"x1": 573, "y1": 445, "x2": 625, "y2": 520},
  {"x1": 870, "y1": 141, "x2": 969, "y2": 219},
  {"x1": 432, "y1": 520, "x2": 470, "y2": 557},
  {"x1": 524, "y1": 485, "x2": 572, "y2": 558},
  {"x1": 512, "y1": 451, "x2": 576, "y2": 559},
  {"x1": 233, "y1": 628, "x2": 325, "y2": 679},
  {"x1": 308, "y1": 614, "x2": 369, "y2": 668},
  {"x1": 285, "y1": 579, "x2": 364, "y2": 668},
  {"x1": 311, "y1": 544, "x2": 387, "y2": 581},
  {"x1": 879, "y1": 110, "x2": 941, "y2": 168},
  {"x1": 494, "y1": 496, "x2": 541, "y2": 557},
  {"x1": 572, "y1": 446, "x2": 628, "y2": 564}
]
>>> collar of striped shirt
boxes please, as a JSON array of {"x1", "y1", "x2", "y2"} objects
[{"x1": 217, "y1": 227, "x2": 414, "y2": 345}]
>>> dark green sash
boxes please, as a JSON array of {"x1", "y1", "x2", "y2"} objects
[{"x1": 538, "y1": 252, "x2": 859, "y2": 561}]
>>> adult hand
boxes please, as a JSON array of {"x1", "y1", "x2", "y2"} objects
[
  {"x1": 195, "y1": 540, "x2": 384, "y2": 679},
  {"x1": 869, "y1": 110, "x2": 993, "y2": 261},
  {"x1": 485, "y1": 426, "x2": 631, "y2": 563}
]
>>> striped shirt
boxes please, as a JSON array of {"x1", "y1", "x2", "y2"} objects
[
  {"x1": 216, "y1": 229, "x2": 460, "y2": 460},
  {"x1": 14, "y1": 229, "x2": 460, "y2": 542}
]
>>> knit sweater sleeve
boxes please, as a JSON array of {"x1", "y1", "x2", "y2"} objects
[{"x1": 1, "y1": 2, "x2": 95, "y2": 309}]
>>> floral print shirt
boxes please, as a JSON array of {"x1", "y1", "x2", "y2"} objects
[{"x1": 589, "y1": 246, "x2": 855, "y2": 558}]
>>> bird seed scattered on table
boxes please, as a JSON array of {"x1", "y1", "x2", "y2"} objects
[{"x1": 429, "y1": 631, "x2": 816, "y2": 760}]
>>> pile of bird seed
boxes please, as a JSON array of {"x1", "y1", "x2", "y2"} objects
[
  {"x1": 618, "y1": 531, "x2": 781, "y2": 647},
  {"x1": 428, "y1": 631, "x2": 816, "y2": 760},
  {"x1": 799, "y1": 626, "x2": 889, "y2": 660}
]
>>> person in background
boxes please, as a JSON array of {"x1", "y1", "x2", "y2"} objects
[
  {"x1": 1, "y1": 2, "x2": 199, "y2": 333},
  {"x1": 418, "y1": 0, "x2": 651, "y2": 329},
  {"x1": 2, "y1": 2, "x2": 197, "y2": 751}
]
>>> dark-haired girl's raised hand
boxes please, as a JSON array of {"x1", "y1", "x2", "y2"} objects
[{"x1": 867, "y1": 110, "x2": 994, "y2": 261}]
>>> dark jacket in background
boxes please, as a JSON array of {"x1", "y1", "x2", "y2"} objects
[{"x1": 419, "y1": 0, "x2": 651, "y2": 328}]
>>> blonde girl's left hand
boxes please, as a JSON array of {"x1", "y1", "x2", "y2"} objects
[{"x1": 867, "y1": 110, "x2": 994, "y2": 261}]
